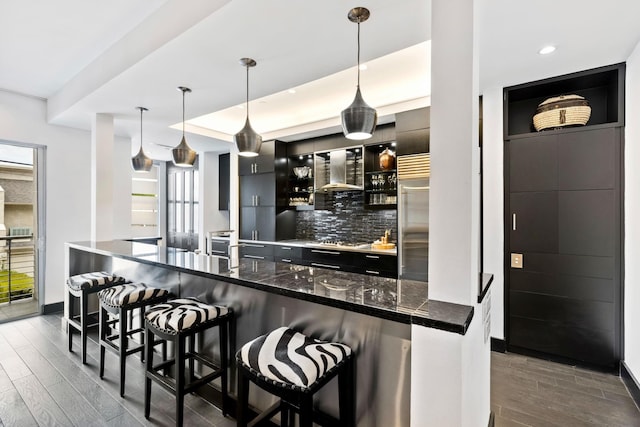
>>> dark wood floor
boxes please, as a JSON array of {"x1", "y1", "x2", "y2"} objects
[
  {"x1": 0, "y1": 313, "x2": 235, "y2": 427},
  {"x1": 1, "y1": 313, "x2": 639, "y2": 426},
  {"x1": 492, "y1": 351, "x2": 640, "y2": 427}
]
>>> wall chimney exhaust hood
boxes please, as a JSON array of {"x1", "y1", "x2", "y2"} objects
[{"x1": 314, "y1": 147, "x2": 364, "y2": 191}]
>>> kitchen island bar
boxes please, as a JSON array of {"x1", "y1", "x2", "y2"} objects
[{"x1": 66, "y1": 240, "x2": 474, "y2": 427}]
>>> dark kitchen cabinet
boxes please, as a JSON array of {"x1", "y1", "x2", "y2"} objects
[
  {"x1": 240, "y1": 174, "x2": 275, "y2": 207},
  {"x1": 218, "y1": 153, "x2": 230, "y2": 210},
  {"x1": 352, "y1": 252, "x2": 397, "y2": 278},
  {"x1": 239, "y1": 140, "x2": 275, "y2": 175},
  {"x1": 240, "y1": 206, "x2": 275, "y2": 241},
  {"x1": 273, "y1": 244, "x2": 303, "y2": 264},
  {"x1": 239, "y1": 242, "x2": 274, "y2": 261},
  {"x1": 504, "y1": 63, "x2": 624, "y2": 370},
  {"x1": 240, "y1": 140, "x2": 288, "y2": 241},
  {"x1": 209, "y1": 238, "x2": 229, "y2": 257},
  {"x1": 364, "y1": 142, "x2": 397, "y2": 209},
  {"x1": 395, "y1": 107, "x2": 430, "y2": 155},
  {"x1": 303, "y1": 247, "x2": 353, "y2": 271}
]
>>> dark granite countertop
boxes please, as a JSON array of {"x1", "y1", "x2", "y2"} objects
[
  {"x1": 67, "y1": 240, "x2": 473, "y2": 334},
  {"x1": 209, "y1": 238, "x2": 398, "y2": 256}
]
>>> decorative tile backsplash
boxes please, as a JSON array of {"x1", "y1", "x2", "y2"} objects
[{"x1": 296, "y1": 192, "x2": 397, "y2": 243}]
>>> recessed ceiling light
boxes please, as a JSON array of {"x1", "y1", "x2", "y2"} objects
[
  {"x1": 288, "y1": 89, "x2": 296, "y2": 94},
  {"x1": 538, "y1": 45, "x2": 556, "y2": 55},
  {"x1": 359, "y1": 64, "x2": 368, "y2": 71}
]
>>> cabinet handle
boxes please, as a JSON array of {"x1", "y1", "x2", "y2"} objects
[
  {"x1": 255, "y1": 195, "x2": 259, "y2": 206},
  {"x1": 254, "y1": 230, "x2": 259, "y2": 240},
  {"x1": 281, "y1": 247, "x2": 292, "y2": 250},
  {"x1": 311, "y1": 262, "x2": 340, "y2": 270},
  {"x1": 244, "y1": 244, "x2": 265, "y2": 248},
  {"x1": 245, "y1": 255, "x2": 265, "y2": 260},
  {"x1": 210, "y1": 250, "x2": 227, "y2": 255},
  {"x1": 281, "y1": 258, "x2": 292, "y2": 263},
  {"x1": 365, "y1": 255, "x2": 380, "y2": 259},
  {"x1": 366, "y1": 270, "x2": 380, "y2": 275},
  {"x1": 512, "y1": 213, "x2": 517, "y2": 231},
  {"x1": 311, "y1": 249, "x2": 340, "y2": 255}
]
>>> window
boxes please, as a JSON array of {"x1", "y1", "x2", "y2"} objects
[{"x1": 131, "y1": 166, "x2": 159, "y2": 237}]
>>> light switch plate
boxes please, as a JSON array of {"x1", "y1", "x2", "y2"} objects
[{"x1": 511, "y1": 253, "x2": 523, "y2": 269}]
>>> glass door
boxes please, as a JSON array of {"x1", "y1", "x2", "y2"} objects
[
  {"x1": 0, "y1": 143, "x2": 42, "y2": 321},
  {"x1": 167, "y1": 158, "x2": 199, "y2": 251}
]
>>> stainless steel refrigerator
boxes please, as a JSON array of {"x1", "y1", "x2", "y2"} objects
[{"x1": 397, "y1": 155, "x2": 429, "y2": 282}]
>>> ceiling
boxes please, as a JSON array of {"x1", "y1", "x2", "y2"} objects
[{"x1": 2, "y1": 0, "x2": 640, "y2": 159}]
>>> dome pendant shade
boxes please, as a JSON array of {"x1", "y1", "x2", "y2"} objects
[
  {"x1": 341, "y1": 86, "x2": 377, "y2": 140},
  {"x1": 235, "y1": 117, "x2": 262, "y2": 157},
  {"x1": 132, "y1": 146, "x2": 153, "y2": 171},
  {"x1": 172, "y1": 135, "x2": 197, "y2": 167},
  {"x1": 235, "y1": 57, "x2": 262, "y2": 157},
  {"x1": 132, "y1": 106, "x2": 153, "y2": 171},
  {"x1": 172, "y1": 86, "x2": 196, "y2": 167},
  {"x1": 341, "y1": 6, "x2": 376, "y2": 140}
]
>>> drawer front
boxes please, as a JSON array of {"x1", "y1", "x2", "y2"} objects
[
  {"x1": 357, "y1": 253, "x2": 398, "y2": 277},
  {"x1": 303, "y1": 248, "x2": 352, "y2": 270},
  {"x1": 209, "y1": 240, "x2": 229, "y2": 257},
  {"x1": 273, "y1": 245, "x2": 302, "y2": 260},
  {"x1": 239, "y1": 243, "x2": 274, "y2": 260}
]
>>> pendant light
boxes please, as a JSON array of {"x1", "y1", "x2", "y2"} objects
[
  {"x1": 234, "y1": 58, "x2": 262, "y2": 157},
  {"x1": 172, "y1": 86, "x2": 197, "y2": 167},
  {"x1": 341, "y1": 7, "x2": 377, "y2": 140},
  {"x1": 131, "y1": 107, "x2": 153, "y2": 172}
]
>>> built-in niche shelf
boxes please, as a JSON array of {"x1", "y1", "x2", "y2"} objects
[{"x1": 504, "y1": 63, "x2": 624, "y2": 138}]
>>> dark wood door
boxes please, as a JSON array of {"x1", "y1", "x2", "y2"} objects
[{"x1": 506, "y1": 127, "x2": 621, "y2": 369}]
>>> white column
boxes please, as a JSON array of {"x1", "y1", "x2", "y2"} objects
[
  {"x1": 428, "y1": 0, "x2": 480, "y2": 305},
  {"x1": 411, "y1": 1, "x2": 490, "y2": 426},
  {"x1": 91, "y1": 113, "x2": 114, "y2": 241}
]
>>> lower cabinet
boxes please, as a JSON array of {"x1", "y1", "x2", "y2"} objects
[
  {"x1": 352, "y1": 252, "x2": 397, "y2": 278},
  {"x1": 209, "y1": 239, "x2": 229, "y2": 257},
  {"x1": 239, "y1": 242, "x2": 274, "y2": 261},
  {"x1": 273, "y1": 245, "x2": 303, "y2": 264},
  {"x1": 304, "y1": 248, "x2": 353, "y2": 271},
  {"x1": 240, "y1": 207, "x2": 275, "y2": 241}
]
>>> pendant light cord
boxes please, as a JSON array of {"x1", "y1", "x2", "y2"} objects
[
  {"x1": 140, "y1": 108, "x2": 143, "y2": 150},
  {"x1": 357, "y1": 20, "x2": 361, "y2": 88},
  {"x1": 245, "y1": 65, "x2": 250, "y2": 119},
  {"x1": 182, "y1": 90, "x2": 186, "y2": 137}
]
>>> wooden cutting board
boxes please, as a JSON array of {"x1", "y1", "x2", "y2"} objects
[{"x1": 371, "y1": 242, "x2": 396, "y2": 250}]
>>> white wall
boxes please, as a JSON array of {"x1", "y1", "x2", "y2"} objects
[
  {"x1": 624, "y1": 41, "x2": 640, "y2": 380},
  {"x1": 113, "y1": 136, "x2": 132, "y2": 239},
  {"x1": 0, "y1": 90, "x2": 91, "y2": 305},
  {"x1": 482, "y1": 86, "x2": 505, "y2": 339},
  {"x1": 199, "y1": 151, "x2": 230, "y2": 252},
  {"x1": 0, "y1": 90, "x2": 134, "y2": 305}
]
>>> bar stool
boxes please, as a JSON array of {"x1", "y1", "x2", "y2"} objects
[
  {"x1": 236, "y1": 327, "x2": 355, "y2": 427},
  {"x1": 98, "y1": 282, "x2": 170, "y2": 397},
  {"x1": 144, "y1": 298, "x2": 233, "y2": 427},
  {"x1": 67, "y1": 271, "x2": 126, "y2": 364}
]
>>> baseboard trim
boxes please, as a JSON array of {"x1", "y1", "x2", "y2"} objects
[
  {"x1": 491, "y1": 337, "x2": 506, "y2": 353},
  {"x1": 621, "y1": 361, "x2": 640, "y2": 409},
  {"x1": 42, "y1": 301, "x2": 64, "y2": 315},
  {"x1": 488, "y1": 411, "x2": 495, "y2": 427}
]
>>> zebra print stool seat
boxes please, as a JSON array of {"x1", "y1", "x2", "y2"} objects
[
  {"x1": 236, "y1": 327, "x2": 355, "y2": 427},
  {"x1": 66, "y1": 271, "x2": 126, "y2": 364},
  {"x1": 98, "y1": 283, "x2": 170, "y2": 397},
  {"x1": 144, "y1": 298, "x2": 233, "y2": 427}
]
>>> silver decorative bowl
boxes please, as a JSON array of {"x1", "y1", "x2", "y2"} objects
[{"x1": 293, "y1": 166, "x2": 310, "y2": 179}]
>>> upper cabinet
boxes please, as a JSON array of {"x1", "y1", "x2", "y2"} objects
[
  {"x1": 363, "y1": 142, "x2": 397, "y2": 209},
  {"x1": 504, "y1": 63, "x2": 625, "y2": 138},
  {"x1": 395, "y1": 107, "x2": 430, "y2": 156},
  {"x1": 239, "y1": 140, "x2": 276, "y2": 175},
  {"x1": 218, "y1": 153, "x2": 230, "y2": 211}
]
